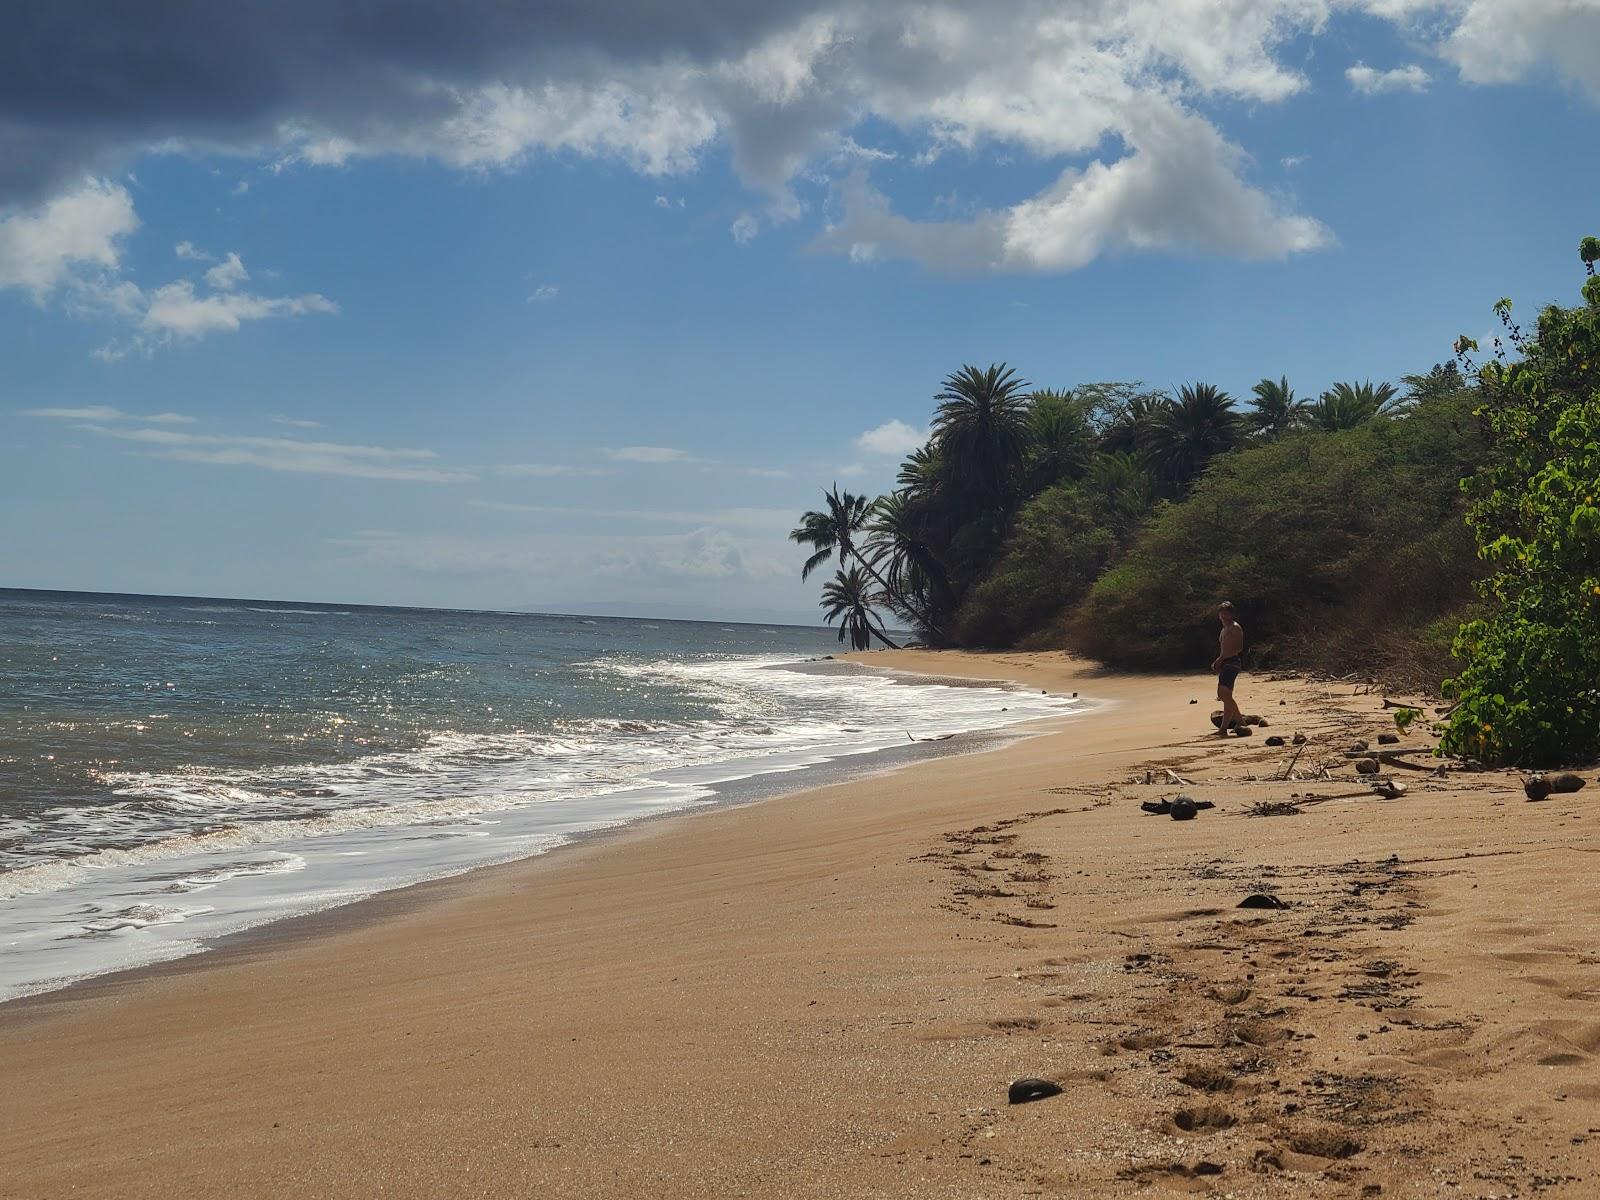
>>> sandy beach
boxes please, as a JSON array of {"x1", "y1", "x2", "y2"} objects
[{"x1": 3, "y1": 650, "x2": 1597, "y2": 1198}]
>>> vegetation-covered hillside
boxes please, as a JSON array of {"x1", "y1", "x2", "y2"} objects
[{"x1": 796, "y1": 240, "x2": 1600, "y2": 766}]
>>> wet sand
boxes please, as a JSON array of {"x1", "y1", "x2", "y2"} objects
[{"x1": 2, "y1": 650, "x2": 1597, "y2": 1198}]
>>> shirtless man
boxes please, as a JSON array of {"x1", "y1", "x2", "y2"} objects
[{"x1": 1211, "y1": 601, "x2": 1245, "y2": 735}]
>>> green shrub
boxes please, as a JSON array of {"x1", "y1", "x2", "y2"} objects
[
  {"x1": 951, "y1": 483, "x2": 1115, "y2": 646},
  {"x1": 1441, "y1": 243, "x2": 1600, "y2": 765},
  {"x1": 1063, "y1": 390, "x2": 1487, "y2": 673}
]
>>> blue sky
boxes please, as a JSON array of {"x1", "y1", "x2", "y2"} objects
[{"x1": 3, "y1": 1, "x2": 1598, "y2": 623}]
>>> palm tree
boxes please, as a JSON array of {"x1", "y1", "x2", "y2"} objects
[
  {"x1": 1139, "y1": 383, "x2": 1241, "y2": 491},
  {"x1": 1303, "y1": 380, "x2": 1402, "y2": 431},
  {"x1": 1022, "y1": 389, "x2": 1094, "y2": 493},
  {"x1": 1084, "y1": 451, "x2": 1158, "y2": 541},
  {"x1": 930, "y1": 363, "x2": 1034, "y2": 505},
  {"x1": 820, "y1": 567, "x2": 898, "y2": 650},
  {"x1": 864, "y1": 489, "x2": 953, "y2": 638},
  {"x1": 791, "y1": 484, "x2": 917, "y2": 631},
  {"x1": 1097, "y1": 390, "x2": 1164, "y2": 457},
  {"x1": 1248, "y1": 376, "x2": 1303, "y2": 439},
  {"x1": 896, "y1": 442, "x2": 943, "y2": 494},
  {"x1": 790, "y1": 484, "x2": 874, "y2": 581}
]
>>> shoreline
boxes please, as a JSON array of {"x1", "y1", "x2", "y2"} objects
[
  {"x1": 1, "y1": 688, "x2": 1085, "y2": 1021},
  {"x1": 3, "y1": 651, "x2": 1597, "y2": 1198},
  {"x1": 0, "y1": 655, "x2": 1083, "y2": 1007}
]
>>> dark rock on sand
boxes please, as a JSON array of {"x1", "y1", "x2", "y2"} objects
[
  {"x1": 1525, "y1": 775, "x2": 1553, "y2": 802},
  {"x1": 1170, "y1": 797, "x2": 1198, "y2": 821},
  {"x1": 1350, "y1": 740, "x2": 1369, "y2": 752},
  {"x1": 1238, "y1": 893, "x2": 1290, "y2": 910},
  {"x1": 1264, "y1": 735, "x2": 1286, "y2": 746},
  {"x1": 1377, "y1": 733, "x2": 1400, "y2": 744},
  {"x1": 1008, "y1": 1078, "x2": 1062, "y2": 1105},
  {"x1": 1291, "y1": 733, "x2": 1307, "y2": 745},
  {"x1": 1233, "y1": 725, "x2": 1253, "y2": 737},
  {"x1": 1551, "y1": 772, "x2": 1587, "y2": 793},
  {"x1": 1354, "y1": 758, "x2": 1380, "y2": 775},
  {"x1": 1141, "y1": 800, "x2": 1172, "y2": 815}
]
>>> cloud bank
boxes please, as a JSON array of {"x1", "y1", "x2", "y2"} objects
[{"x1": 1, "y1": 1, "x2": 1594, "y2": 282}]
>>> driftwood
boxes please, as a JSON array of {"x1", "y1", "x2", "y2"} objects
[{"x1": 1340, "y1": 747, "x2": 1441, "y2": 772}]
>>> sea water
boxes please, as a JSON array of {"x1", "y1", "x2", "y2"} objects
[{"x1": 0, "y1": 589, "x2": 1084, "y2": 1001}]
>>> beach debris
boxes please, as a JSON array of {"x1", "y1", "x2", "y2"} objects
[
  {"x1": 1264, "y1": 735, "x2": 1286, "y2": 746},
  {"x1": 1354, "y1": 758, "x2": 1381, "y2": 775},
  {"x1": 1371, "y1": 779, "x2": 1407, "y2": 799},
  {"x1": 1164, "y1": 768, "x2": 1192, "y2": 786},
  {"x1": 1008, "y1": 1077, "x2": 1063, "y2": 1105},
  {"x1": 1257, "y1": 718, "x2": 1270, "y2": 728},
  {"x1": 1238, "y1": 893, "x2": 1290, "y2": 910},
  {"x1": 1291, "y1": 732, "x2": 1307, "y2": 745},
  {"x1": 1377, "y1": 732, "x2": 1400, "y2": 744},
  {"x1": 1190, "y1": 698, "x2": 1198, "y2": 704},
  {"x1": 1141, "y1": 795, "x2": 1215, "y2": 817},
  {"x1": 1247, "y1": 800, "x2": 1303, "y2": 817},
  {"x1": 1350, "y1": 740, "x2": 1369, "y2": 752},
  {"x1": 1526, "y1": 773, "x2": 1587, "y2": 801}
]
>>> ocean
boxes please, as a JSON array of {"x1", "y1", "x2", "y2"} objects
[{"x1": 0, "y1": 589, "x2": 1084, "y2": 1002}]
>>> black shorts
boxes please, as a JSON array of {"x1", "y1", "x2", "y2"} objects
[{"x1": 1218, "y1": 657, "x2": 1242, "y2": 690}]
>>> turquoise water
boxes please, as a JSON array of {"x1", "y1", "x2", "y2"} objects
[{"x1": 0, "y1": 589, "x2": 1083, "y2": 1000}]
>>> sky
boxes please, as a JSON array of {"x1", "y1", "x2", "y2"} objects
[{"x1": 3, "y1": 1, "x2": 1598, "y2": 624}]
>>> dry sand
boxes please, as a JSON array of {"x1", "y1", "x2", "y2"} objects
[{"x1": 3, "y1": 650, "x2": 1598, "y2": 1198}]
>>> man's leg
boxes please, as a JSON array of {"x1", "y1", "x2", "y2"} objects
[{"x1": 1221, "y1": 683, "x2": 1243, "y2": 733}]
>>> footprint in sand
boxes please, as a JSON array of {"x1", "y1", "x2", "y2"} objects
[
  {"x1": 1177, "y1": 1063, "x2": 1236, "y2": 1093},
  {"x1": 1172, "y1": 1104, "x2": 1237, "y2": 1133}
]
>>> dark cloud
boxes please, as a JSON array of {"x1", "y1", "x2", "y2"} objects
[{"x1": 0, "y1": 0, "x2": 816, "y2": 205}]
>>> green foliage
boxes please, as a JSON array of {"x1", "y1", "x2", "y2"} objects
[
  {"x1": 1302, "y1": 380, "x2": 1403, "y2": 431},
  {"x1": 1068, "y1": 391, "x2": 1487, "y2": 671},
  {"x1": 930, "y1": 363, "x2": 1033, "y2": 506},
  {"x1": 1138, "y1": 382, "x2": 1242, "y2": 492},
  {"x1": 950, "y1": 483, "x2": 1116, "y2": 646},
  {"x1": 819, "y1": 567, "x2": 897, "y2": 651},
  {"x1": 1441, "y1": 240, "x2": 1600, "y2": 765},
  {"x1": 1248, "y1": 376, "x2": 1302, "y2": 439},
  {"x1": 1393, "y1": 707, "x2": 1421, "y2": 732}
]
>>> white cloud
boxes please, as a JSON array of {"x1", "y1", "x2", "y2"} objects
[
  {"x1": 654, "y1": 194, "x2": 685, "y2": 209},
  {"x1": 494, "y1": 462, "x2": 606, "y2": 477},
  {"x1": 816, "y1": 104, "x2": 1331, "y2": 273},
  {"x1": 836, "y1": 461, "x2": 866, "y2": 478},
  {"x1": 730, "y1": 213, "x2": 759, "y2": 244},
  {"x1": 469, "y1": 499, "x2": 795, "y2": 529},
  {"x1": 1281, "y1": 154, "x2": 1308, "y2": 170},
  {"x1": 270, "y1": 414, "x2": 323, "y2": 429},
  {"x1": 333, "y1": 526, "x2": 788, "y2": 582},
  {"x1": 855, "y1": 419, "x2": 928, "y2": 456},
  {"x1": 0, "y1": 179, "x2": 138, "y2": 298},
  {"x1": 24, "y1": 405, "x2": 193, "y2": 423},
  {"x1": 1346, "y1": 63, "x2": 1432, "y2": 94},
  {"x1": 131, "y1": 280, "x2": 337, "y2": 345},
  {"x1": 0, "y1": 181, "x2": 334, "y2": 357},
  {"x1": 607, "y1": 445, "x2": 695, "y2": 463},
  {"x1": 1428, "y1": 0, "x2": 1600, "y2": 97},
  {"x1": 203, "y1": 251, "x2": 249, "y2": 290},
  {"x1": 527, "y1": 283, "x2": 559, "y2": 302},
  {"x1": 63, "y1": 421, "x2": 469, "y2": 482}
]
